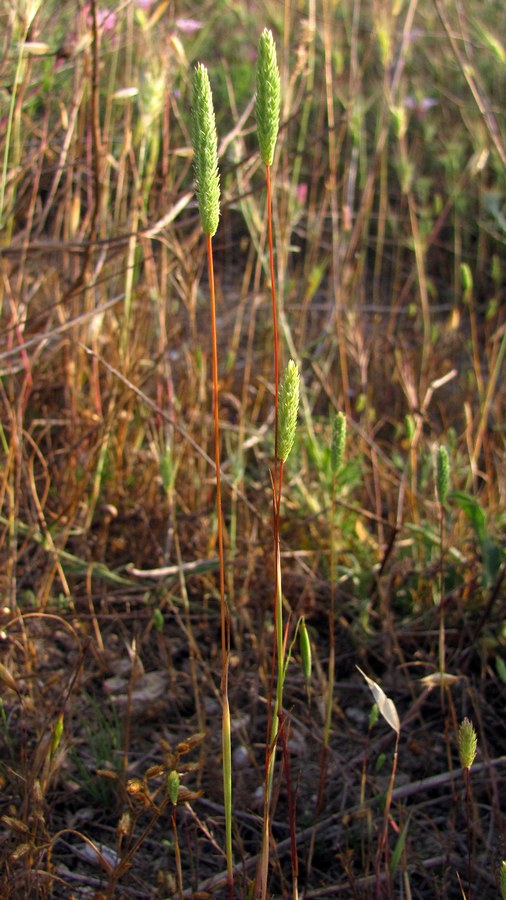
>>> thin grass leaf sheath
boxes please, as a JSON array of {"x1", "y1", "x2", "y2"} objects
[
  {"x1": 256, "y1": 29, "x2": 280, "y2": 167},
  {"x1": 192, "y1": 64, "x2": 220, "y2": 237}
]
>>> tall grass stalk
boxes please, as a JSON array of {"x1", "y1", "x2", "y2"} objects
[
  {"x1": 191, "y1": 63, "x2": 233, "y2": 898},
  {"x1": 258, "y1": 360, "x2": 300, "y2": 900},
  {"x1": 255, "y1": 30, "x2": 291, "y2": 898},
  {"x1": 256, "y1": 29, "x2": 281, "y2": 482},
  {"x1": 436, "y1": 444, "x2": 450, "y2": 705},
  {"x1": 458, "y1": 717, "x2": 478, "y2": 899},
  {"x1": 256, "y1": 31, "x2": 306, "y2": 886}
]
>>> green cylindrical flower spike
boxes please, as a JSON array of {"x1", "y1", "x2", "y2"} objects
[
  {"x1": 458, "y1": 717, "x2": 477, "y2": 770},
  {"x1": 277, "y1": 360, "x2": 300, "y2": 462},
  {"x1": 167, "y1": 769, "x2": 180, "y2": 805},
  {"x1": 255, "y1": 28, "x2": 281, "y2": 166},
  {"x1": 331, "y1": 411, "x2": 346, "y2": 475},
  {"x1": 192, "y1": 63, "x2": 220, "y2": 237},
  {"x1": 437, "y1": 444, "x2": 450, "y2": 506}
]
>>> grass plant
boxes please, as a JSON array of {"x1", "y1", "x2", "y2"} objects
[
  {"x1": 259, "y1": 358, "x2": 300, "y2": 900},
  {"x1": 0, "y1": 0, "x2": 505, "y2": 897},
  {"x1": 191, "y1": 62, "x2": 233, "y2": 898},
  {"x1": 458, "y1": 717, "x2": 478, "y2": 900}
]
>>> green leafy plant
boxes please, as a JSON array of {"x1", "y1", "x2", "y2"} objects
[{"x1": 449, "y1": 490, "x2": 504, "y2": 587}]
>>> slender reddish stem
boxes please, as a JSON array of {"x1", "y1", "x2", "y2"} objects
[
  {"x1": 207, "y1": 236, "x2": 233, "y2": 899},
  {"x1": 266, "y1": 164, "x2": 279, "y2": 485},
  {"x1": 278, "y1": 711, "x2": 299, "y2": 893},
  {"x1": 207, "y1": 235, "x2": 230, "y2": 682},
  {"x1": 260, "y1": 161, "x2": 284, "y2": 900}
]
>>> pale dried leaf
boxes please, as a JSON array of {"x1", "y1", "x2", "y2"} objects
[
  {"x1": 419, "y1": 672, "x2": 461, "y2": 689},
  {"x1": 0, "y1": 661, "x2": 20, "y2": 694},
  {"x1": 356, "y1": 666, "x2": 400, "y2": 734}
]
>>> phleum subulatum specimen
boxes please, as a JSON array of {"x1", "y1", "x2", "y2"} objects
[
  {"x1": 256, "y1": 28, "x2": 281, "y2": 474},
  {"x1": 191, "y1": 63, "x2": 233, "y2": 899},
  {"x1": 192, "y1": 64, "x2": 220, "y2": 239},
  {"x1": 458, "y1": 717, "x2": 478, "y2": 899}
]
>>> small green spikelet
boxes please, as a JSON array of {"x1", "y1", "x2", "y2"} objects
[
  {"x1": 51, "y1": 712, "x2": 64, "y2": 757},
  {"x1": 255, "y1": 28, "x2": 281, "y2": 166},
  {"x1": 331, "y1": 411, "x2": 346, "y2": 475},
  {"x1": 500, "y1": 860, "x2": 506, "y2": 900},
  {"x1": 192, "y1": 64, "x2": 220, "y2": 237},
  {"x1": 299, "y1": 618, "x2": 312, "y2": 683},
  {"x1": 436, "y1": 444, "x2": 450, "y2": 506},
  {"x1": 167, "y1": 769, "x2": 180, "y2": 805},
  {"x1": 458, "y1": 717, "x2": 477, "y2": 770},
  {"x1": 278, "y1": 360, "x2": 300, "y2": 462}
]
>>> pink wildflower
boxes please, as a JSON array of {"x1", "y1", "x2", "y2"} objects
[
  {"x1": 296, "y1": 183, "x2": 308, "y2": 206},
  {"x1": 175, "y1": 18, "x2": 203, "y2": 34}
]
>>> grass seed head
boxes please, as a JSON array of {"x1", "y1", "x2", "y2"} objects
[
  {"x1": 436, "y1": 444, "x2": 450, "y2": 506},
  {"x1": 458, "y1": 717, "x2": 477, "y2": 770},
  {"x1": 192, "y1": 63, "x2": 220, "y2": 237},
  {"x1": 278, "y1": 359, "x2": 300, "y2": 462},
  {"x1": 331, "y1": 411, "x2": 346, "y2": 475},
  {"x1": 167, "y1": 769, "x2": 180, "y2": 805},
  {"x1": 255, "y1": 28, "x2": 280, "y2": 166}
]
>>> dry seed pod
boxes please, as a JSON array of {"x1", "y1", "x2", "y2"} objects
[
  {"x1": 356, "y1": 666, "x2": 400, "y2": 734},
  {"x1": 0, "y1": 661, "x2": 21, "y2": 695}
]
